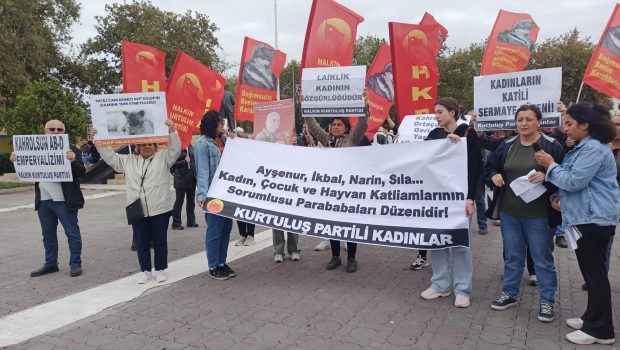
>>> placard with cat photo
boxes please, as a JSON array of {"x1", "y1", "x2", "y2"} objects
[{"x1": 90, "y1": 92, "x2": 169, "y2": 147}]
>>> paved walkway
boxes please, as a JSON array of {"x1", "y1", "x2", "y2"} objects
[{"x1": 0, "y1": 189, "x2": 618, "y2": 349}]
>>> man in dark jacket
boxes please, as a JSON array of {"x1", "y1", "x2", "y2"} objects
[
  {"x1": 170, "y1": 144, "x2": 198, "y2": 230},
  {"x1": 11, "y1": 119, "x2": 86, "y2": 277}
]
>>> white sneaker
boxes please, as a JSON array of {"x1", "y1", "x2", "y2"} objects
[
  {"x1": 454, "y1": 294, "x2": 471, "y2": 308},
  {"x1": 420, "y1": 287, "x2": 451, "y2": 300},
  {"x1": 528, "y1": 274, "x2": 538, "y2": 286},
  {"x1": 235, "y1": 237, "x2": 246, "y2": 246},
  {"x1": 566, "y1": 318, "x2": 583, "y2": 330},
  {"x1": 314, "y1": 239, "x2": 330, "y2": 251},
  {"x1": 274, "y1": 253, "x2": 284, "y2": 263},
  {"x1": 154, "y1": 270, "x2": 167, "y2": 283},
  {"x1": 566, "y1": 330, "x2": 615, "y2": 345},
  {"x1": 137, "y1": 271, "x2": 152, "y2": 284},
  {"x1": 291, "y1": 252, "x2": 301, "y2": 261},
  {"x1": 244, "y1": 236, "x2": 255, "y2": 246}
]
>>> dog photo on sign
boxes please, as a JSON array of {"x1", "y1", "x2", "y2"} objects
[{"x1": 106, "y1": 109, "x2": 155, "y2": 136}]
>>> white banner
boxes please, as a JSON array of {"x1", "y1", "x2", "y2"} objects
[
  {"x1": 301, "y1": 66, "x2": 366, "y2": 117},
  {"x1": 396, "y1": 114, "x2": 438, "y2": 143},
  {"x1": 12, "y1": 134, "x2": 73, "y2": 182},
  {"x1": 474, "y1": 67, "x2": 562, "y2": 130},
  {"x1": 90, "y1": 92, "x2": 169, "y2": 147},
  {"x1": 205, "y1": 138, "x2": 470, "y2": 250}
]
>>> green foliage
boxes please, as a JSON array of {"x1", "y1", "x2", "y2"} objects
[
  {"x1": 353, "y1": 35, "x2": 387, "y2": 68},
  {"x1": 4, "y1": 77, "x2": 87, "y2": 141},
  {"x1": 437, "y1": 42, "x2": 485, "y2": 109},
  {"x1": 78, "y1": 0, "x2": 223, "y2": 94},
  {"x1": 0, "y1": 153, "x2": 15, "y2": 175},
  {"x1": 0, "y1": 0, "x2": 81, "y2": 125}
]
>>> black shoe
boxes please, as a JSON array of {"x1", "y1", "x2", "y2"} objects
[
  {"x1": 582, "y1": 283, "x2": 588, "y2": 291},
  {"x1": 491, "y1": 293, "x2": 518, "y2": 310},
  {"x1": 208, "y1": 266, "x2": 230, "y2": 280},
  {"x1": 171, "y1": 225, "x2": 184, "y2": 230},
  {"x1": 30, "y1": 265, "x2": 59, "y2": 277},
  {"x1": 187, "y1": 223, "x2": 199, "y2": 228},
  {"x1": 555, "y1": 236, "x2": 568, "y2": 248},
  {"x1": 326, "y1": 256, "x2": 341, "y2": 270},
  {"x1": 346, "y1": 258, "x2": 357, "y2": 273},
  {"x1": 70, "y1": 265, "x2": 82, "y2": 277},
  {"x1": 538, "y1": 303, "x2": 555, "y2": 322},
  {"x1": 221, "y1": 264, "x2": 236, "y2": 277}
]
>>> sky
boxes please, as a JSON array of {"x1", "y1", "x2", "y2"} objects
[{"x1": 71, "y1": 0, "x2": 616, "y2": 76}]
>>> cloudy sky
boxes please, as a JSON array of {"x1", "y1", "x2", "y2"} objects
[{"x1": 72, "y1": 0, "x2": 615, "y2": 75}]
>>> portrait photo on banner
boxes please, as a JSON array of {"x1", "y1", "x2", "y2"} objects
[{"x1": 253, "y1": 99, "x2": 295, "y2": 144}]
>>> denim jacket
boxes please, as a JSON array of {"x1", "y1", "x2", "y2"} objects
[
  {"x1": 195, "y1": 135, "x2": 221, "y2": 202},
  {"x1": 546, "y1": 136, "x2": 620, "y2": 227}
]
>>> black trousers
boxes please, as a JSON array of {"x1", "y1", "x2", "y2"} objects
[
  {"x1": 133, "y1": 212, "x2": 170, "y2": 272},
  {"x1": 330, "y1": 240, "x2": 357, "y2": 259},
  {"x1": 575, "y1": 224, "x2": 615, "y2": 340},
  {"x1": 172, "y1": 188, "x2": 196, "y2": 227},
  {"x1": 237, "y1": 221, "x2": 255, "y2": 237}
]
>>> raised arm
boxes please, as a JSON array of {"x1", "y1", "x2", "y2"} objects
[{"x1": 305, "y1": 117, "x2": 331, "y2": 147}]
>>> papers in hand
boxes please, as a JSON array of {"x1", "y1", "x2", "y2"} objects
[{"x1": 509, "y1": 169, "x2": 546, "y2": 203}]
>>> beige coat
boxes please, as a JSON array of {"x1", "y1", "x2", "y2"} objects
[{"x1": 99, "y1": 133, "x2": 181, "y2": 217}]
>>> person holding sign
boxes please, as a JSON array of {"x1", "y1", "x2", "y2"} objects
[
  {"x1": 10, "y1": 120, "x2": 86, "y2": 278},
  {"x1": 91, "y1": 119, "x2": 180, "y2": 284},
  {"x1": 535, "y1": 104, "x2": 619, "y2": 345},
  {"x1": 419, "y1": 97, "x2": 482, "y2": 308},
  {"x1": 485, "y1": 105, "x2": 564, "y2": 322}
]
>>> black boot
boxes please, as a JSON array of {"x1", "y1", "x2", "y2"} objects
[
  {"x1": 346, "y1": 258, "x2": 358, "y2": 273},
  {"x1": 326, "y1": 256, "x2": 341, "y2": 270}
]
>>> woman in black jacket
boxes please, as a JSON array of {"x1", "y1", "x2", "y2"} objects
[{"x1": 170, "y1": 145, "x2": 198, "y2": 230}]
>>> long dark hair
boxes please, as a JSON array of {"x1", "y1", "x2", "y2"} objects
[
  {"x1": 566, "y1": 103, "x2": 615, "y2": 143},
  {"x1": 435, "y1": 97, "x2": 460, "y2": 121},
  {"x1": 200, "y1": 110, "x2": 222, "y2": 139}
]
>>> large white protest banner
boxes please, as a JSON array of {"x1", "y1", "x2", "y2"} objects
[
  {"x1": 301, "y1": 66, "x2": 366, "y2": 117},
  {"x1": 474, "y1": 67, "x2": 562, "y2": 130},
  {"x1": 90, "y1": 92, "x2": 169, "y2": 147},
  {"x1": 396, "y1": 114, "x2": 438, "y2": 143},
  {"x1": 12, "y1": 134, "x2": 73, "y2": 182},
  {"x1": 206, "y1": 138, "x2": 470, "y2": 250}
]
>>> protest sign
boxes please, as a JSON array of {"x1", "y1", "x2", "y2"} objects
[
  {"x1": 474, "y1": 67, "x2": 561, "y2": 130},
  {"x1": 253, "y1": 99, "x2": 295, "y2": 144},
  {"x1": 90, "y1": 92, "x2": 169, "y2": 147},
  {"x1": 13, "y1": 134, "x2": 73, "y2": 182},
  {"x1": 396, "y1": 114, "x2": 438, "y2": 143},
  {"x1": 206, "y1": 138, "x2": 470, "y2": 250},
  {"x1": 301, "y1": 65, "x2": 366, "y2": 117}
]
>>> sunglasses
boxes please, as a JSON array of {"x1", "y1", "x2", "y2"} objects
[{"x1": 47, "y1": 128, "x2": 64, "y2": 132}]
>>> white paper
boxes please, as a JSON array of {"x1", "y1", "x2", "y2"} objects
[
  {"x1": 509, "y1": 169, "x2": 546, "y2": 203},
  {"x1": 564, "y1": 226, "x2": 581, "y2": 250}
]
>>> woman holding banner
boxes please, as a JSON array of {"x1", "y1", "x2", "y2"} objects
[
  {"x1": 92, "y1": 119, "x2": 181, "y2": 284},
  {"x1": 484, "y1": 105, "x2": 564, "y2": 322},
  {"x1": 419, "y1": 97, "x2": 482, "y2": 308},
  {"x1": 535, "y1": 103, "x2": 619, "y2": 345},
  {"x1": 305, "y1": 111, "x2": 368, "y2": 273}
]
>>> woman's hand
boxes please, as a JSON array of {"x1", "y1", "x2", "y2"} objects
[
  {"x1": 165, "y1": 119, "x2": 177, "y2": 133},
  {"x1": 534, "y1": 150, "x2": 555, "y2": 169},
  {"x1": 566, "y1": 137, "x2": 575, "y2": 148},
  {"x1": 528, "y1": 171, "x2": 545, "y2": 184},
  {"x1": 465, "y1": 199, "x2": 475, "y2": 219},
  {"x1": 492, "y1": 174, "x2": 505, "y2": 187},
  {"x1": 447, "y1": 134, "x2": 461, "y2": 143},
  {"x1": 66, "y1": 150, "x2": 76, "y2": 162},
  {"x1": 196, "y1": 200, "x2": 205, "y2": 209},
  {"x1": 551, "y1": 196, "x2": 561, "y2": 211}
]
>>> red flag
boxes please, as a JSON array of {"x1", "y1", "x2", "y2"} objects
[
  {"x1": 234, "y1": 37, "x2": 287, "y2": 122},
  {"x1": 301, "y1": 0, "x2": 364, "y2": 68},
  {"x1": 583, "y1": 4, "x2": 620, "y2": 100},
  {"x1": 166, "y1": 51, "x2": 226, "y2": 148},
  {"x1": 389, "y1": 22, "x2": 440, "y2": 124},
  {"x1": 121, "y1": 40, "x2": 167, "y2": 93},
  {"x1": 419, "y1": 13, "x2": 448, "y2": 57},
  {"x1": 480, "y1": 10, "x2": 539, "y2": 75},
  {"x1": 363, "y1": 44, "x2": 394, "y2": 139}
]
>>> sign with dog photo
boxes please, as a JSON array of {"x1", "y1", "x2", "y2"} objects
[{"x1": 90, "y1": 92, "x2": 169, "y2": 147}]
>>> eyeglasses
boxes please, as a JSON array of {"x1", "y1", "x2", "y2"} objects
[{"x1": 47, "y1": 128, "x2": 64, "y2": 132}]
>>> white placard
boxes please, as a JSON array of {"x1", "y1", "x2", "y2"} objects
[
  {"x1": 204, "y1": 138, "x2": 470, "y2": 250},
  {"x1": 474, "y1": 67, "x2": 562, "y2": 130},
  {"x1": 396, "y1": 114, "x2": 438, "y2": 143},
  {"x1": 301, "y1": 65, "x2": 366, "y2": 117},
  {"x1": 12, "y1": 134, "x2": 73, "y2": 182},
  {"x1": 90, "y1": 92, "x2": 169, "y2": 147}
]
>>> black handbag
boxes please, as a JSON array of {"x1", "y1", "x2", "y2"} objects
[{"x1": 125, "y1": 159, "x2": 152, "y2": 225}]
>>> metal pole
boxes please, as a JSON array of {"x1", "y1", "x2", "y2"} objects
[
  {"x1": 274, "y1": 0, "x2": 280, "y2": 100},
  {"x1": 575, "y1": 81, "x2": 585, "y2": 104}
]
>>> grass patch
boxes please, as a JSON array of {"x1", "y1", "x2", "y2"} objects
[{"x1": 0, "y1": 182, "x2": 30, "y2": 190}]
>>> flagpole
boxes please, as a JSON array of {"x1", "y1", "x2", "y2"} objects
[
  {"x1": 274, "y1": 0, "x2": 280, "y2": 101},
  {"x1": 575, "y1": 82, "x2": 584, "y2": 104}
]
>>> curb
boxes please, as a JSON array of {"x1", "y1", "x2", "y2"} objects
[{"x1": 0, "y1": 186, "x2": 33, "y2": 195}]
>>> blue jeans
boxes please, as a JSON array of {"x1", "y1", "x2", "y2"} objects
[
  {"x1": 500, "y1": 212, "x2": 557, "y2": 304},
  {"x1": 133, "y1": 212, "x2": 170, "y2": 271},
  {"x1": 475, "y1": 175, "x2": 487, "y2": 230},
  {"x1": 205, "y1": 213, "x2": 232, "y2": 269},
  {"x1": 37, "y1": 200, "x2": 82, "y2": 266},
  {"x1": 430, "y1": 227, "x2": 473, "y2": 295}
]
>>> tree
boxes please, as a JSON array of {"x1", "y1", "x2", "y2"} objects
[
  {"x1": 353, "y1": 35, "x2": 387, "y2": 68},
  {"x1": 437, "y1": 43, "x2": 485, "y2": 109},
  {"x1": 4, "y1": 77, "x2": 87, "y2": 141},
  {"x1": 278, "y1": 60, "x2": 303, "y2": 133},
  {"x1": 0, "y1": 0, "x2": 81, "y2": 124},
  {"x1": 78, "y1": 0, "x2": 223, "y2": 94},
  {"x1": 528, "y1": 28, "x2": 610, "y2": 106}
]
